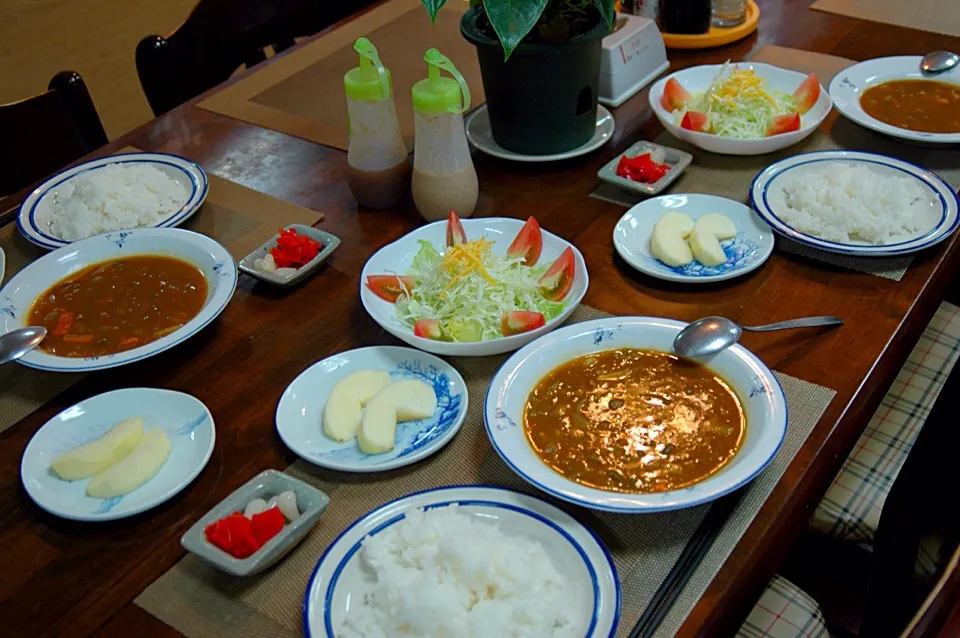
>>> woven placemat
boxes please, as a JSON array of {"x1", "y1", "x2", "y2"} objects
[
  {"x1": 0, "y1": 169, "x2": 323, "y2": 435},
  {"x1": 197, "y1": 0, "x2": 484, "y2": 152},
  {"x1": 591, "y1": 45, "x2": 960, "y2": 283},
  {"x1": 135, "y1": 304, "x2": 835, "y2": 638},
  {"x1": 811, "y1": 0, "x2": 960, "y2": 38}
]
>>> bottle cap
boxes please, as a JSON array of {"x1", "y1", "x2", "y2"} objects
[
  {"x1": 411, "y1": 48, "x2": 471, "y2": 114},
  {"x1": 344, "y1": 37, "x2": 391, "y2": 101}
]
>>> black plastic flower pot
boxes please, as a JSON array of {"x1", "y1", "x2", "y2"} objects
[{"x1": 461, "y1": 8, "x2": 609, "y2": 156}]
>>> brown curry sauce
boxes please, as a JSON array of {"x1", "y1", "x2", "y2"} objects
[
  {"x1": 523, "y1": 348, "x2": 745, "y2": 494},
  {"x1": 859, "y1": 79, "x2": 960, "y2": 134}
]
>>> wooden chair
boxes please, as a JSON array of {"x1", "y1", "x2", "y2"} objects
[
  {"x1": 0, "y1": 71, "x2": 108, "y2": 196},
  {"x1": 136, "y1": 0, "x2": 374, "y2": 115}
]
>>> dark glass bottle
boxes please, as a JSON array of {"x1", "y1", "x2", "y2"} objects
[{"x1": 658, "y1": 0, "x2": 712, "y2": 34}]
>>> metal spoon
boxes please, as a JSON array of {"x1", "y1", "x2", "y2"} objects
[
  {"x1": 0, "y1": 326, "x2": 47, "y2": 365},
  {"x1": 921, "y1": 51, "x2": 960, "y2": 75},
  {"x1": 673, "y1": 316, "x2": 843, "y2": 358}
]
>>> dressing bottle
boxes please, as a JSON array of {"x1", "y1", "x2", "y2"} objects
[
  {"x1": 343, "y1": 37, "x2": 410, "y2": 210},
  {"x1": 411, "y1": 48, "x2": 478, "y2": 221}
]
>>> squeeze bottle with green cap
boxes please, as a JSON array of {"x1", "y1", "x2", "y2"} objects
[
  {"x1": 411, "y1": 48, "x2": 478, "y2": 221},
  {"x1": 344, "y1": 37, "x2": 410, "y2": 210}
]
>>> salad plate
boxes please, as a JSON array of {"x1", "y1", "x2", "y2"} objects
[
  {"x1": 466, "y1": 105, "x2": 615, "y2": 162},
  {"x1": 750, "y1": 150, "x2": 959, "y2": 256},
  {"x1": 829, "y1": 56, "x2": 960, "y2": 145},
  {"x1": 303, "y1": 485, "x2": 620, "y2": 638},
  {"x1": 21, "y1": 388, "x2": 215, "y2": 522},
  {"x1": 613, "y1": 194, "x2": 774, "y2": 283},
  {"x1": 18, "y1": 152, "x2": 208, "y2": 250},
  {"x1": 650, "y1": 62, "x2": 832, "y2": 155},
  {"x1": 485, "y1": 316, "x2": 787, "y2": 513},
  {"x1": 276, "y1": 346, "x2": 468, "y2": 473},
  {"x1": 360, "y1": 216, "x2": 589, "y2": 357}
]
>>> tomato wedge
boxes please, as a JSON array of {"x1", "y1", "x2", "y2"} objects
[
  {"x1": 413, "y1": 318, "x2": 443, "y2": 340},
  {"x1": 501, "y1": 310, "x2": 545, "y2": 336},
  {"x1": 660, "y1": 77, "x2": 691, "y2": 112},
  {"x1": 765, "y1": 112, "x2": 801, "y2": 136},
  {"x1": 365, "y1": 275, "x2": 415, "y2": 303},
  {"x1": 538, "y1": 247, "x2": 575, "y2": 301},
  {"x1": 680, "y1": 110, "x2": 710, "y2": 133},
  {"x1": 505, "y1": 216, "x2": 542, "y2": 266},
  {"x1": 446, "y1": 209, "x2": 466, "y2": 247},
  {"x1": 791, "y1": 73, "x2": 820, "y2": 115}
]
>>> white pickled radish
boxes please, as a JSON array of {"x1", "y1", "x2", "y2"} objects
[
  {"x1": 648, "y1": 146, "x2": 667, "y2": 164},
  {"x1": 268, "y1": 490, "x2": 300, "y2": 521},
  {"x1": 244, "y1": 498, "x2": 269, "y2": 518}
]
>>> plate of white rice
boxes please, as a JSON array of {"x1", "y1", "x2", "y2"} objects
[
  {"x1": 303, "y1": 485, "x2": 620, "y2": 638},
  {"x1": 749, "y1": 150, "x2": 959, "y2": 256},
  {"x1": 18, "y1": 152, "x2": 207, "y2": 250}
]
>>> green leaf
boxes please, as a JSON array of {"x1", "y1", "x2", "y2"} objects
[
  {"x1": 483, "y1": 0, "x2": 551, "y2": 60},
  {"x1": 420, "y1": 0, "x2": 448, "y2": 22},
  {"x1": 594, "y1": 0, "x2": 617, "y2": 28}
]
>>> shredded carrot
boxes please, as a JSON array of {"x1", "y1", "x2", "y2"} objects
[
  {"x1": 118, "y1": 337, "x2": 139, "y2": 348},
  {"x1": 62, "y1": 334, "x2": 94, "y2": 343},
  {"x1": 53, "y1": 311, "x2": 76, "y2": 336}
]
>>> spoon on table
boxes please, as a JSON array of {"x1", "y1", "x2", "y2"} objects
[
  {"x1": 920, "y1": 51, "x2": 959, "y2": 75},
  {"x1": 0, "y1": 326, "x2": 47, "y2": 365},
  {"x1": 673, "y1": 316, "x2": 843, "y2": 358}
]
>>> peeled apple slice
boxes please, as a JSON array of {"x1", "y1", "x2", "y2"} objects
[
  {"x1": 50, "y1": 417, "x2": 144, "y2": 480},
  {"x1": 693, "y1": 213, "x2": 736, "y2": 240},
  {"x1": 357, "y1": 380, "x2": 437, "y2": 454},
  {"x1": 689, "y1": 230, "x2": 728, "y2": 266},
  {"x1": 86, "y1": 428, "x2": 171, "y2": 498},
  {"x1": 650, "y1": 211, "x2": 695, "y2": 267},
  {"x1": 322, "y1": 370, "x2": 392, "y2": 442}
]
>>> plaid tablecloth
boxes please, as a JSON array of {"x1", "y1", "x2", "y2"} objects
[
  {"x1": 810, "y1": 302, "x2": 960, "y2": 577},
  {"x1": 737, "y1": 575, "x2": 829, "y2": 638}
]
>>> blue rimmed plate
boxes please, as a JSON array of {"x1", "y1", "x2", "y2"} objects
[
  {"x1": 485, "y1": 316, "x2": 787, "y2": 513},
  {"x1": 302, "y1": 485, "x2": 620, "y2": 638},
  {"x1": 17, "y1": 152, "x2": 208, "y2": 250},
  {"x1": 275, "y1": 346, "x2": 468, "y2": 473},
  {"x1": 20, "y1": 388, "x2": 215, "y2": 522},
  {"x1": 0, "y1": 227, "x2": 237, "y2": 372},
  {"x1": 613, "y1": 194, "x2": 774, "y2": 283},
  {"x1": 749, "y1": 150, "x2": 960, "y2": 256}
]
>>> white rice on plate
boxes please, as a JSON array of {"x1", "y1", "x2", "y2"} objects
[
  {"x1": 776, "y1": 162, "x2": 935, "y2": 244},
  {"x1": 50, "y1": 163, "x2": 188, "y2": 241},
  {"x1": 339, "y1": 505, "x2": 578, "y2": 638}
]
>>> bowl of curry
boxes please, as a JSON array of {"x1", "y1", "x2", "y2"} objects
[
  {"x1": 829, "y1": 56, "x2": 960, "y2": 145},
  {"x1": 484, "y1": 316, "x2": 787, "y2": 513},
  {"x1": 0, "y1": 228, "x2": 237, "y2": 372}
]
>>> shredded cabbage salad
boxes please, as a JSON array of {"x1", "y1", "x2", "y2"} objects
[
  {"x1": 674, "y1": 62, "x2": 798, "y2": 139},
  {"x1": 394, "y1": 238, "x2": 565, "y2": 342}
]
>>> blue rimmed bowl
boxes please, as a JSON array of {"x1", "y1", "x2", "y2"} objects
[
  {"x1": 302, "y1": 485, "x2": 620, "y2": 637},
  {"x1": 17, "y1": 152, "x2": 208, "y2": 250},
  {"x1": 275, "y1": 346, "x2": 468, "y2": 473},
  {"x1": 484, "y1": 316, "x2": 787, "y2": 513}
]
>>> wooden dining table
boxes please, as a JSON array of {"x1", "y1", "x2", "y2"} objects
[{"x1": 3, "y1": 0, "x2": 960, "y2": 635}]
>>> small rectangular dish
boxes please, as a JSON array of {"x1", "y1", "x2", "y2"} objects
[
  {"x1": 181, "y1": 469, "x2": 329, "y2": 576},
  {"x1": 597, "y1": 141, "x2": 693, "y2": 196},
  {"x1": 238, "y1": 224, "x2": 340, "y2": 287}
]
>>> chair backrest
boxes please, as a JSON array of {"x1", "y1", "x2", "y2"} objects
[
  {"x1": 0, "y1": 71, "x2": 108, "y2": 197},
  {"x1": 903, "y1": 544, "x2": 960, "y2": 637},
  {"x1": 136, "y1": 0, "x2": 372, "y2": 116}
]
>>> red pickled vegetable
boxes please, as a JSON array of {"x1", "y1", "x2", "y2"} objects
[
  {"x1": 250, "y1": 506, "x2": 285, "y2": 545},
  {"x1": 204, "y1": 511, "x2": 261, "y2": 559},
  {"x1": 269, "y1": 227, "x2": 321, "y2": 269},
  {"x1": 615, "y1": 153, "x2": 669, "y2": 184}
]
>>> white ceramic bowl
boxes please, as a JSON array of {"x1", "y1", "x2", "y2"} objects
[
  {"x1": 485, "y1": 316, "x2": 787, "y2": 513},
  {"x1": 17, "y1": 152, "x2": 208, "y2": 250},
  {"x1": 0, "y1": 227, "x2": 237, "y2": 372},
  {"x1": 302, "y1": 485, "x2": 620, "y2": 638},
  {"x1": 650, "y1": 62, "x2": 832, "y2": 155},
  {"x1": 829, "y1": 56, "x2": 960, "y2": 145},
  {"x1": 276, "y1": 346, "x2": 468, "y2": 472},
  {"x1": 613, "y1": 193, "x2": 774, "y2": 283},
  {"x1": 21, "y1": 388, "x2": 215, "y2": 521},
  {"x1": 360, "y1": 217, "x2": 589, "y2": 357},
  {"x1": 750, "y1": 150, "x2": 959, "y2": 256}
]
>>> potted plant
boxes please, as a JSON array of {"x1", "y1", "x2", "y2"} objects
[{"x1": 420, "y1": 0, "x2": 615, "y2": 155}]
